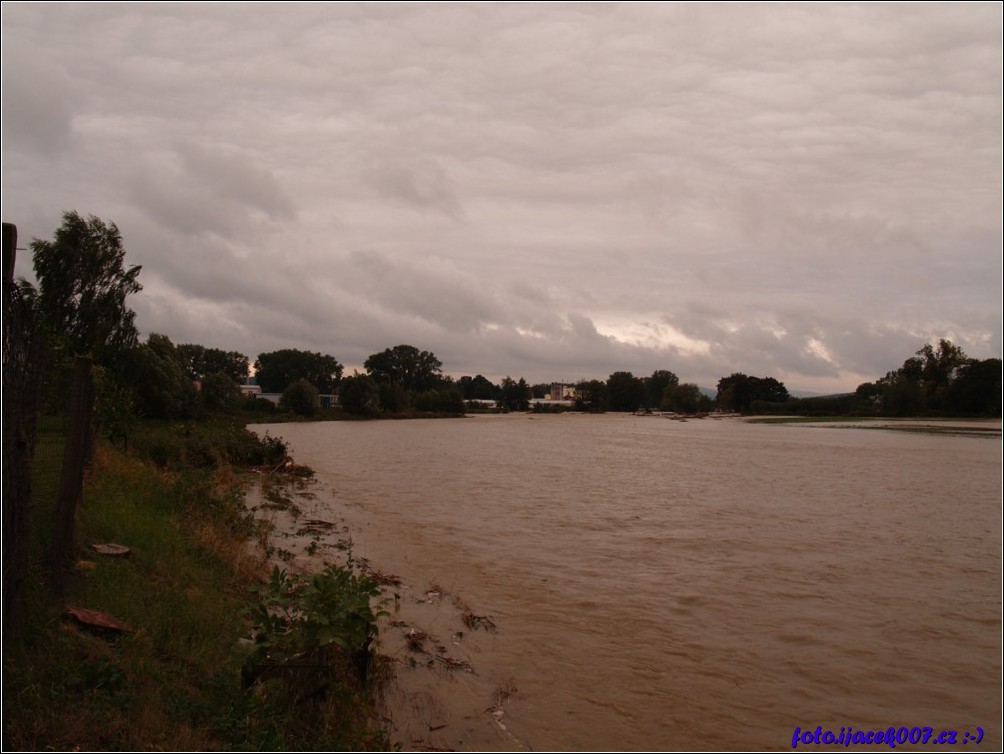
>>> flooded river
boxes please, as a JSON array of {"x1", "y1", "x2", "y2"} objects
[{"x1": 250, "y1": 414, "x2": 1001, "y2": 751}]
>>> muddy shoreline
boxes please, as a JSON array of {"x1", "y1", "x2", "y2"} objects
[{"x1": 246, "y1": 472, "x2": 531, "y2": 751}]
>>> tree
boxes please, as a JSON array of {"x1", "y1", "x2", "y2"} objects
[
  {"x1": 459, "y1": 374, "x2": 500, "y2": 401},
  {"x1": 873, "y1": 340, "x2": 975, "y2": 415},
  {"x1": 915, "y1": 339, "x2": 969, "y2": 411},
  {"x1": 716, "y1": 373, "x2": 789, "y2": 412},
  {"x1": 338, "y1": 374, "x2": 382, "y2": 416},
  {"x1": 530, "y1": 383, "x2": 550, "y2": 400},
  {"x1": 377, "y1": 382, "x2": 409, "y2": 413},
  {"x1": 364, "y1": 345, "x2": 443, "y2": 392},
  {"x1": 120, "y1": 333, "x2": 198, "y2": 420},
  {"x1": 607, "y1": 371, "x2": 647, "y2": 412},
  {"x1": 177, "y1": 344, "x2": 249, "y2": 383},
  {"x1": 413, "y1": 384, "x2": 465, "y2": 414},
  {"x1": 281, "y1": 379, "x2": 321, "y2": 416},
  {"x1": 30, "y1": 211, "x2": 142, "y2": 365},
  {"x1": 254, "y1": 349, "x2": 342, "y2": 393},
  {"x1": 497, "y1": 376, "x2": 531, "y2": 411},
  {"x1": 661, "y1": 382, "x2": 709, "y2": 413},
  {"x1": 945, "y1": 358, "x2": 1002, "y2": 416},
  {"x1": 645, "y1": 370, "x2": 679, "y2": 409},
  {"x1": 575, "y1": 379, "x2": 609, "y2": 412},
  {"x1": 201, "y1": 372, "x2": 244, "y2": 413}
]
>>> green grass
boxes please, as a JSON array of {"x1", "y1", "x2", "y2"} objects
[{"x1": 4, "y1": 425, "x2": 388, "y2": 751}]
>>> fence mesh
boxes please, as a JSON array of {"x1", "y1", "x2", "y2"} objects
[{"x1": 3, "y1": 223, "x2": 86, "y2": 640}]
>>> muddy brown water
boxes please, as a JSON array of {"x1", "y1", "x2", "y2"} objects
[{"x1": 249, "y1": 414, "x2": 1001, "y2": 751}]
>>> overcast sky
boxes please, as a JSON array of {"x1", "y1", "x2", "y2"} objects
[{"x1": 3, "y1": 2, "x2": 1001, "y2": 392}]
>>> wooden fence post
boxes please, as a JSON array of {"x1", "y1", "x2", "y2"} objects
[{"x1": 48, "y1": 355, "x2": 95, "y2": 593}]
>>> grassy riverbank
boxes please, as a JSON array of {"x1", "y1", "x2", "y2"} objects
[{"x1": 3, "y1": 420, "x2": 388, "y2": 751}]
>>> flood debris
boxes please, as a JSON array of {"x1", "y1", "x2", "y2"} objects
[
  {"x1": 365, "y1": 568, "x2": 403, "y2": 587},
  {"x1": 63, "y1": 606, "x2": 132, "y2": 634},
  {"x1": 295, "y1": 519, "x2": 336, "y2": 536},
  {"x1": 453, "y1": 594, "x2": 497, "y2": 632},
  {"x1": 268, "y1": 456, "x2": 315, "y2": 477},
  {"x1": 486, "y1": 677, "x2": 519, "y2": 731},
  {"x1": 90, "y1": 542, "x2": 131, "y2": 557},
  {"x1": 259, "y1": 487, "x2": 302, "y2": 516},
  {"x1": 406, "y1": 628, "x2": 429, "y2": 652},
  {"x1": 461, "y1": 611, "x2": 497, "y2": 633},
  {"x1": 393, "y1": 622, "x2": 475, "y2": 674},
  {"x1": 432, "y1": 654, "x2": 475, "y2": 673}
]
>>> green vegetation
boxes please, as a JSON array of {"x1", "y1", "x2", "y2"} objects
[
  {"x1": 856, "y1": 339, "x2": 1000, "y2": 417},
  {"x1": 498, "y1": 376, "x2": 532, "y2": 412},
  {"x1": 29, "y1": 211, "x2": 141, "y2": 368},
  {"x1": 4, "y1": 422, "x2": 388, "y2": 750},
  {"x1": 280, "y1": 378, "x2": 322, "y2": 417},
  {"x1": 607, "y1": 371, "x2": 647, "y2": 412},
  {"x1": 247, "y1": 565, "x2": 388, "y2": 683},
  {"x1": 177, "y1": 343, "x2": 250, "y2": 383},
  {"x1": 716, "y1": 373, "x2": 790, "y2": 412},
  {"x1": 254, "y1": 349, "x2": 342, "y2": 394}
]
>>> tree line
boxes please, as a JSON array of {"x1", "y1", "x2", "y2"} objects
[{"x1": 17, "y1": 212, "x2": 1002, "y2": 431}]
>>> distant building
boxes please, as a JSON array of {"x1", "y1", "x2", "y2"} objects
[
  {"x1": 550, "y1": 383, "x2": 577, "y2": 401},
  {"x1": 239, "y1": 376, "x2": 262, "y2": 397}
]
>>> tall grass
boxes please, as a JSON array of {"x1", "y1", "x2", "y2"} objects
[{"x1": 3, "y1": 423, "x2": 388, "y2": 750}]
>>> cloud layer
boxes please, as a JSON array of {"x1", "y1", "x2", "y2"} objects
[{"x1": 3, "y1": 3, "x2": 1000, "y2": 391}]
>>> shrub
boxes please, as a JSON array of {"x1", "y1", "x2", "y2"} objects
[
  {"x1": 280, "y1": 379, "x2": 320, "y2": 417},
  {"x1": 201, "y1": 372, "x2": 244, "y2": 413}
]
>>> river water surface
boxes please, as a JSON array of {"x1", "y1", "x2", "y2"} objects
[{"x1": 251, "y1": 414, "x2": 1001, "y2": 751}]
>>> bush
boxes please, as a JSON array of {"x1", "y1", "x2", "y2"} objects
[
  {"x1": 131, "y1": 420, "x2": 288, "y2": 470},
  {"x1": 412, "y1": 386, "x2": 464, "y2": 414},
  {"x1": 280, "y1": 379, "x2": 320, "y2": 416},
  {"x1": 245, "y1": 565, "x2": 387, "y2": 686},
  {"x1": 201, "y1": 372, "x2": 244, "y2": 413},
  {"x1": 338, "y1": 374, "x2": 381, "y2": 416}
]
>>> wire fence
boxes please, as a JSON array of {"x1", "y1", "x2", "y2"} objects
[{"x1": 3, "y1": 223, "x2": 93, "y2": 645}]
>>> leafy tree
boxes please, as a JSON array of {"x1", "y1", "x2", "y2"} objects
[
  {"x1": 177, "y1": 344, "x2": 249, "y2": 383},
  {"x1": 575, "y1": 379, "x2": 609, "y2": 412},
  {"x1": 716, "y1": 373, "x2": 789, "y2": 412},
  {"x1": 459, "y1": 374, "x2": 500, "y2": 401},
  {"x1": 530, "y1": 383, "x2": 550, "y2": 400},
  {"x1": 661, "y1": 382, "x2": 709, "y2": 413},
  {"x1": 280, "y1": 379, "x2": 321, "y2": 416},
  {"x1": 945, "y1": 358, "x2": 1002, "y2": 416},
  {"x1": 29, "y1": 211, "x2": 142, "y2": 365},
  {"x1": 338, "y1": 374, "x2": 381, "y2": 416},
  {"x1": 255, "y1": 349, "x2": 342, "y2": 393},
  {"x1": 497, "y1": 376, "x2": 532, "y2": 411},
  {"x1": 201, "y1": 372, "x2": 244, "y2": 413},
  {"x1": 645, "y1": 369, "x2": 679, "y2": 409},
  {"x1": 880, "y1": 372, "x2": 926, "y2": 416},
  {"x1": 917, "y1": 340, "x2": 968, "y2": 390},
  {"x1": 120, "y1": 333, "x2": 198, "y2": 420},
  {"x1": 413, "y1": 385, "x2": 465, "y2": 414},
  {"x1": 364, "y1": 345, "x2": 443, "y2": 392},
  {"x1": 377, "y1": 382, "x2": 410, "y2": 414},
  {"x1": 92, "y1": 365, "x2": 137, "y2": 447},
  {"x1": 607, "y1": 371, "x2": 647, "y2": 412},
  {"x1": 913, "y1": 339, "x2": 969, "y2": 411},
  {"x1": 873, "y1": 340, "x2": 981, "y2": 415},
  {"x1": 855, "y1": 381, "x2": 883, "y2": 405}
]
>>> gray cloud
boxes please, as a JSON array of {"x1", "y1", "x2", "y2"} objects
[
  {"x1": 1, "y1": 37, "x2": 77, "y2": 154},
  {"x1": 2, "y1": 2, "x2": 999, "y2": 393}
]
